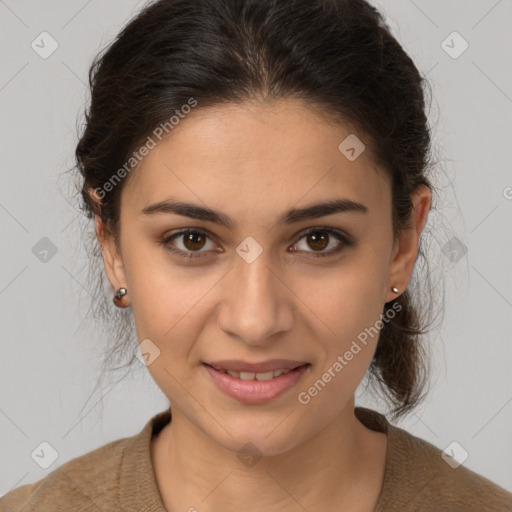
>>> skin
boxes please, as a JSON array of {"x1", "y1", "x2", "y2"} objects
[{"x1": 95, "y1": 98, "x2": 431, "y2": 511}]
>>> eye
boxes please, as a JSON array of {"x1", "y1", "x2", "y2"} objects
[
  {"x1": 161, "y1": 227, "x2": 354, "y2": 260},
  {"x1": 290, "y1": 227, "x2": 354, "y2": 258},
  {"x1": 161, "y1": 229, "x2": 220, "y2": 259}
]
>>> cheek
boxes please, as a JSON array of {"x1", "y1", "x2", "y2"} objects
[
  {"x1": 296, "y1": 298, "x2": 385, "y2": 423},
  {"x1": 301, "y1": 249, "x2": 390, "y2": 393},
  {"x1": 317, "y1": 249, "x2": 390, "y2": 339},
  {"x1": 122, "y1": 238, "x2": 201, "y2": 331},
  {"x1": 122, "y1": 244, "x2": 217, "y2": 380}
]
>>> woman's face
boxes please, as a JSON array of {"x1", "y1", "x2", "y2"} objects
[{"x1": 98, "y1": 99, "x2": 426, "y2": 455}]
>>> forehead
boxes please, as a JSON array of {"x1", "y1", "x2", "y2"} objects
[{"x1": 122, "y1": 99, "x2": 391, "y2": 223}]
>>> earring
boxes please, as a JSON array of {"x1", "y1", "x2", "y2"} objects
[
  {"x1": 391, "y1": 286, "x2": 399, "y2": 294},
  {"x1": 113, "y1": 287, "x2": 129, "y2": 307}
]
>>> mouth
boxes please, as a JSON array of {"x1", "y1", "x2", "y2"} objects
[
  {"x1": 204, "y1": 358, "x2": 308, "y2": 374},
  {"x1": 202, "y1": 360, "x2": 311, "y2": 404},
  {"x1": 209, "y1": 367, "x2": 296, "y2": 380}
]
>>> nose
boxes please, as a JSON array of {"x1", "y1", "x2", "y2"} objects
[{"x1": 216, "y1": 252, "x2": 294, "y2": 346}]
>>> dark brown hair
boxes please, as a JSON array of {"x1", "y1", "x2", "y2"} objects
[{"x1": 74, "y1": 0, "x2": 440, "y2": 420}]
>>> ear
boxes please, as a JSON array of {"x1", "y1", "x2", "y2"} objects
[
  {"x1": 95, "y1": 214, "x2": 128, "y2": 294},
  {"x1": 385, "y1": 184, "x2": 431, "y2": 302}
]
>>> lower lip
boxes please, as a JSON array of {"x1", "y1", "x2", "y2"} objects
[{"x1": 203, "y1": 363, "x2": 310, "y2": 404}]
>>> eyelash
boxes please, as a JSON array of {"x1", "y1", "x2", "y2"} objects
[{"x1": 160, "y1": 227, "x2": 354, "y2": 260}]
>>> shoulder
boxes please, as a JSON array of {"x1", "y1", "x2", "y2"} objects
[
  {"x1": 0, "y1": 436, "x2": 130, "y2": 512},
  {"x1": 390, "y1": 425, "x2": 512, "y2": 511},
  {"x1": 355, "y1": 407, "x2": 512, "y2": 512}
]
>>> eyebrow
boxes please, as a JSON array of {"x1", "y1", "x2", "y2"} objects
[{"x1": 140, "y1": 197, "x2": 368, "y2": 228}]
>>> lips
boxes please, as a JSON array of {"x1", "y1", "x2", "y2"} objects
[{"x1": 203, "y1": 362, "x2": 311, "y2": 404}]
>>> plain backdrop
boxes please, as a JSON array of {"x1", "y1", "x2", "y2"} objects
[{"x1": 1, "y1": 0, "x2": 511, "y2": 496}]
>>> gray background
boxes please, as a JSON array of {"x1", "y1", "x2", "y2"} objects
[{"x1": 1, "y1": 0, "x2": 511, "y2": 497}]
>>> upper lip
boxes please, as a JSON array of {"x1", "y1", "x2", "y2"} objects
[{"x1": 204, "y1": 359, "x2": 308, "y2": 373}]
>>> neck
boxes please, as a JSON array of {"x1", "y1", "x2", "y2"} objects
[{"x1": 152, "y1": 397, "x2": 386, "y2": 511}]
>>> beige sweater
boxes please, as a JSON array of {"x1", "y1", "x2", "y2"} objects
[{"x1": 2, "y1": 407, "x2": 511, "y2": 511}]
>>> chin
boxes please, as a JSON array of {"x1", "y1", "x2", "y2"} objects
[{"x1": 200, "y1": 411, "x2": 308, "y2": 459}]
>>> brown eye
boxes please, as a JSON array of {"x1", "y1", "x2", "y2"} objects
[
  {"x1": 182, "y1": 231, "x2": 207, "y2": 251},
  {"x1": 290, "y1": 228, "x2": 354, "y2": 258},
  {"x1": 161, "y1": 228, "x2": 218, "y2": 259},
  {"x1": 305, "y1": 231, "x2": 329, "y2": 251}
]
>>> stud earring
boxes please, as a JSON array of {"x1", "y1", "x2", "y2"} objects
[
  {"x1": 113, "y1": 287, "x2": 129, "y2": 307},
  {"x1": 391, "y1": 286, "x2": 399, "y2": 294}
]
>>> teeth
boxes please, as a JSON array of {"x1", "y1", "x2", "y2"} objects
[
  {"x1": 222, "y1": 369, "x2": 292, "y2": 380},
  {"x1": 254, "y1": 371, "x2": 274, "y2": 381},
  {"x1": 239, "y1": 371, "x2": 256, "y2": 380}
]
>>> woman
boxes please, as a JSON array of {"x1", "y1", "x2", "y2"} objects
[{"x1": 2, "y1": 0, "x2": 511, "y2": 510}]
